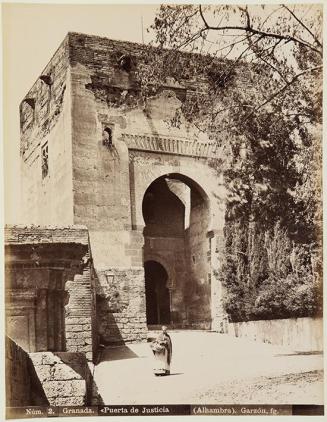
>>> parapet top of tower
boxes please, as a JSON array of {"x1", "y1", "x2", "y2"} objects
[
  {"x1": 21, "y1": 31, "x2": 258, "y2": 106},
  {"x1": 20, "y1": 32, "x2": 260, "y2": 157}
]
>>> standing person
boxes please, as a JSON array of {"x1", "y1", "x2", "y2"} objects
[{"x1": 150, "y1": 326, "x2": 172, "y2": 376}]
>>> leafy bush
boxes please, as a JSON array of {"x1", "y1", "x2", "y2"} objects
[
  {"x1": 252, "y1": 272, "x2": 322, "y2": 320},
  {"x1": 221, "y1": 222, "x2": 322, "y2": 322}
]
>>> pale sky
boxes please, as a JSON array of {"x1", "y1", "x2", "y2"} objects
[
  {"x1": 2, "y1": 2, "x2": 159, "y2": 223},
  {"x1": 2, "y1": 1, "x2": 323, "y2": 224}
]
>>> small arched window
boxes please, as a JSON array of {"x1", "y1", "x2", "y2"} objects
[
  {"x1": 118, "y1": 54, "x2": 132, "y2": 72},
  {"x1": 41, "y1": 142, "x2": 49, "y2": 179},
  {"x1": 102, "y1": 127, "x2": 113, "y2": 148}
]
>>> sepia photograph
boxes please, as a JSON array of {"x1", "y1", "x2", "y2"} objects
[{"x1": 2, "y1": 0, "x2": 324, "y2": 419}]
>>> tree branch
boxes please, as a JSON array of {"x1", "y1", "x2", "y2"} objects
[
  {"x1": 169, "y1": 9, "x2": 199, "y2": 42},
  {"x1": 212, "y1": 104, "x2": 254, "y2": 119},
  {"x1": 283, "y1": 4, "x2": 323, "y2": 49},
  {"x1": 199, "y1": 4, "x2": 210, "y2": 29},
  {"x1": 221, "y1": 34, "x2": 264, "y2": 75},
  {"x1": 260, "y1": 6, "x2": 284, "y2": 28},
  {"x1": 259, "y1": 55, "x2": 288, "y2": 83},
  {"x1": 238, "y1": 6, "x2": 251, "y2": 29},
  {"x1": 209, "y1": 65, "x2": 322, "y2": 135},
  {"x1": 252, "y1": 65, "x2": 323, "y2": 114},
  {"x1": 198, "y1": 5, "x2": 322, "y2": 57}
]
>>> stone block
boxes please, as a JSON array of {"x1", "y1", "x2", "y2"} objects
[
  {"x1": 33, "y1": 365, "x2": 52, "y2": 382},
  {"x1": 66, "y1": 338, "x2": 86, "y2": 346},
  {"x1": 66, "y1": 331, "x2": 86, "y2": 339},
  {"x1": 85, "y1": 352, "x2": 93, "y2": 361},
  {"x1": 67, "y1": 325, "x2": 84, "y2": 332},
  {"x1": 54, "y1": 396, "x2": 86, "y2": 406},
  {"x1": 41, "y1": 353, "x2": 63, "y2": 365},
  {"x1": 76, "y1": 344, "x2": 92, "y2": 353},
  {"x1": 53, "y1": 364, "x2": 83, "y2": 381},
  {"x1": 65, "y1": 345, "x2": 78, "y2": 352},
  {"x1": 29, "y1": 353, "x2": 44, "y2": 366},
  {"x1": 65, "y1": 317, "x2": 91, "y2": 325},
  {"x1": 82, "y1": 324, "x2": 92, "y2": 330},
  {"x1": 43, "y1": 379, "x2": 86, "y2": 398}
]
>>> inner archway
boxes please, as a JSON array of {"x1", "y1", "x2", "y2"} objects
[
  {"x1": 142, "y1": 173, "x2": 212, "y2": 329},
  {"x1": 144, "y1": 260, "x2": 170, "y2": 325}
]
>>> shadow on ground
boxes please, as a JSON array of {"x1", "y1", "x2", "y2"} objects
[
  {"x1": 99, "y1": 345, "x2": 147, "y2": 362},
  {"x1": 274, "y1": 351, "x2": 323, "y2": 357}
]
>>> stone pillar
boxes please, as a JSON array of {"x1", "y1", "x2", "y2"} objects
[
  {"x1": 210, "y1": 228, "x2": 227, "y2": 332},
  {"x1": 127, "y1": 229, "x2": 144, "y2": 267}
]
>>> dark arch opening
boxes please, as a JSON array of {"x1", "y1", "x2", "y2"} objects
[
  {"x1": 142, "y1": 173, "x2": 212, "y2": 329},
  {"x1": 144, "y1": 260, "x2": 170, "y2": 325},
  {"x1": 142, "y1": 177, "x2": 185, "y2": 237},
  {"x1": 165, "y1": 173, "x2": 209, "y2": 202}
]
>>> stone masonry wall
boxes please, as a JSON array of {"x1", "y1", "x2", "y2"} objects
[
  {"x1": 5, "y1": 225, "x2": 89, "y2": 245},
  {"x1": 29, "y1": 352, "x2": 93, "y2": 406},
  {"x1": 96, "y1": 268, "x2": 147, "y2": 345},
  {"x1": 228, "y1": 317, "x2": 324, "y2": 352},
  {"x1": 144, "y1": 236, "x2": 186, "y2": 325},
  {"x1": 65, "y1": 267, "x2": 94, "y2": 361},
  {"x1": 20, "y1": 35, "x2": 74, "y2": 225},
  {"x1": 20, "y1": 36, "x2": 70, "y2": 156},
  {"x1": 185, "y1": 199, "x2": 211, "y2": 328},
  {"x1": 6, "y1": 337, "x2": 48, "y2": 407}
]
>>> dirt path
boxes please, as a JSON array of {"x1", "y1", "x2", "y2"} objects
[
  {"x1": 193, "y1": 370, "x2": 324, "y2": 404},
  {"x1": 93, "y1": 331, "x2": 324, "y2": 405}
]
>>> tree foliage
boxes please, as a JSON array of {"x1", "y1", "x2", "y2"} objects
[{"x1": 140, "y1": 4, "x2": 323, "y2": 321}]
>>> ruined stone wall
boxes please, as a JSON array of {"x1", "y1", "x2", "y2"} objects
[
  {"x1": 20, "y1": 36, "x2": 74, "y2": 225},
  {"x1": 6, "y1": 266, "x2": 95, "y2": 360}
]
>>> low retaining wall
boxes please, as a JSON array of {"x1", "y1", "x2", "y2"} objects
[
  {"x1": 29, "y1": 352, "x2": 93, "y2": 406},
  {"x1": 227, "y1": 317, "x2": 323, "y2": 352},
  {"x1": 6, "y1": 337, "x2": 48, "y2": 406}
]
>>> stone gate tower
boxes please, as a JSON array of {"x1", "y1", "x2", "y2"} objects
[{"x1": 20, "y1": 33, "x2": 227, "y2": 345}]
